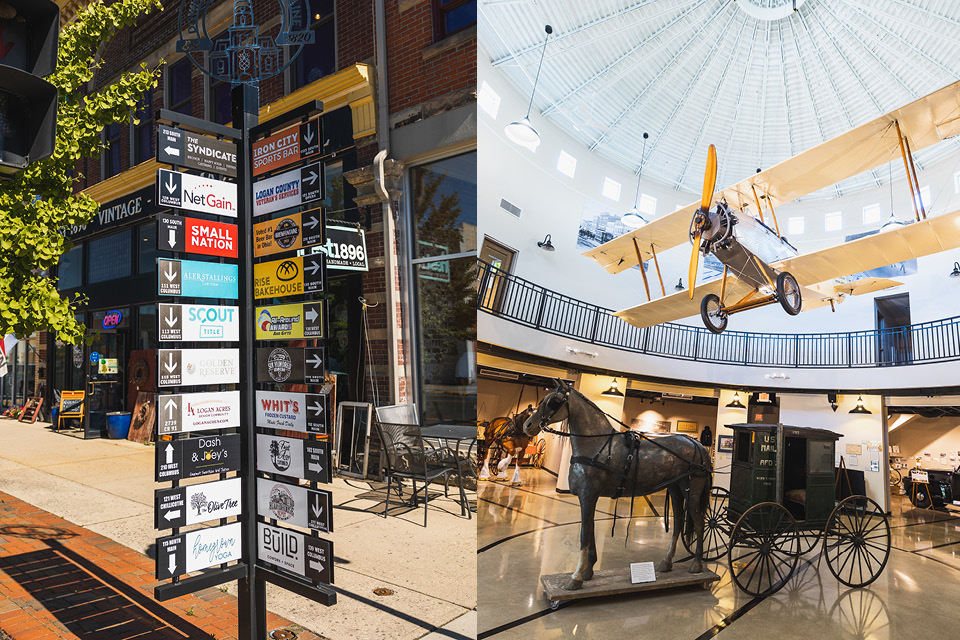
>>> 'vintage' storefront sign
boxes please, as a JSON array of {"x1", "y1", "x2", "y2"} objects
[
  {"x1": 253, "y1": 210, "x2": 324, "y2": 258},
  {"x1": 63, "y1": 187, "x2": 156, "y2": 240},
  {"x1": 255, "y1": 302, "x2": 324, "y2": 340}
]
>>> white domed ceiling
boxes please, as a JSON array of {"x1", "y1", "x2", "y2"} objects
[{"x1": 480, "y1": 0, "x2": 960, "y2": 198}]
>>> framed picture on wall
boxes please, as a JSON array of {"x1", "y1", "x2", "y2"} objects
[
  {"x1": 677, "y1": 420, "x2": 698, "y2": 433},
  {"x1": 717, "y1": 435, "x2": 734, "y2": 453}
]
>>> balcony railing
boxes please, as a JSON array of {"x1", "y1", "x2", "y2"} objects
[{"x1": 477, "y1": 260, "x2": 960, "y2": 368}]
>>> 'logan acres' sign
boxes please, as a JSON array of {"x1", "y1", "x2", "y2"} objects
[
  {"x1": 256, "y1": 434, "x2": 331, "y2": 483},
  {"x1": 158, "y1": 259, "x2": 239, "y2": 299},
  {"x1": 253, "y1": 162, "x2": 323, "y2": 217},
  {"x1": 157, "y1": 522, "x2": 242, "y2": 580},
  {"x1": 156, "y1": 477, "x2": 241, "y2": 530},
  {"x1": 255, "y1": 390, "x2": 328, "y2": 434},
  {"x1": 157, "y1": 391, "x2": 240, "y2": 435},
  {"x1": 254, "y1": 255, "x2": 325, "y2": 299},
  {"x1": 157, "y1": 213, "x2": 238, "y2": 258},
  {"x1": 257, "y1": 522, "x2": 332, "y2": 585},
  {"x1": 252, "y1": 116, "x2": 321, "y2": 176},
  {"x1": 155, "y1": 433, "x2": 241, "y2": 481},
  {"x1": 255, "y1": 347, "x2": 325, "y2": 384},
  {"x1": 157, "y1": 124, "x2": 238, "y2": 177},
  {"x1": 253, "y1": 210, "x2": 323, "y2": 258},
  {"x1": 158, "y1": 348, "x2": 240, "y2": 386},
  {"x1": 158, "y1": 304, "x2": 239, "y2": 342},
  {"x1": 257, "y1": 478, "x2": 333, "y2": 533},
  {"x1": 157, "y1": 169, "x2": 238, "y2": 217},
  {"x1": 255, "y1": 302, "x2": 324, "y2": 340}
]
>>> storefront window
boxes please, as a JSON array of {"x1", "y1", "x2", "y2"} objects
[
  {"x1": 168, "y1": 59, "x2": 193, "y2": 116},
  {"x1": 432, "y1": 0, "x2": 476, "y2": 41},
  {"x1": 58, "y1": 244, "x2": 83, "y2": 290},
  {"x1": 104, "y1": 123, "x2": 123, "y2": 179},
  {"x1": 291, "y1": 1, "x2": 336, "y2": 90},
  {"x1": 88, "y1": 230, "x2": 132, "y2": 284},
  {"x1": 138, "y1": 223, "x2": 159, "y2": 274},
  {"x1": 410, "y1": 152, "x2": 477, "y2": 424},
  {"x1": 138, "y1": 304, "x2": 157, "y2": 350},
  {"x1": 134, "y1": 88, "x2": 155, "y2": 164}
]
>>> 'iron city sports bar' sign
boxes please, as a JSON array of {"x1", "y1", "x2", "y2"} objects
[{"x1": 252, "y1": 116, "x2": 321, "y2": 176}]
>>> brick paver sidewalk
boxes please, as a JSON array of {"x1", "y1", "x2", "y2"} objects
[{"x1": 0, "y1": 491, "x2": 322, "y2": 640}]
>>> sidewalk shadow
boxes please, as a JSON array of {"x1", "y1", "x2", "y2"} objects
[{"x1": 0, "y1": 529, "x2": 216, "y2": 639}]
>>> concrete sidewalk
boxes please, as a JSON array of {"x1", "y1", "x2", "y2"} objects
[{"x1": 0, "y1": 418, "x2": 477, "y2": 639}]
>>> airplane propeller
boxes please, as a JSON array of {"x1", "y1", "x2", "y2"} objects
[{"x1": 688, "y1": 144, "x2": 717, "y2": 300}]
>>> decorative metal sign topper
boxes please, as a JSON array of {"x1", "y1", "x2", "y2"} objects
[{"x1": 178, "y1": 0, "x2": 315, "y2": 85}]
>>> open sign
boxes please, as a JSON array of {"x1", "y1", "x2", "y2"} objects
[{"x1": 103, "y1": 310, "x2": 123, "y2": 329}]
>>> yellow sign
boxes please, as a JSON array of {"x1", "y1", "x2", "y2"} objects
[
  {"x1": 253, "y1": 209, "x2": 323, "y2": 258},
  {"x1": 255, "y1": 302, "x2": 324, "y2": 340},
  {"x1": 255, "y1": 257, "x2": 304, "y2": 298},
  {"x1": 59, "y1": 390, "x2": 86, "y2": 417},
  {"x1": 98, "y1": 358, "x2": 118, "y2": 374}
]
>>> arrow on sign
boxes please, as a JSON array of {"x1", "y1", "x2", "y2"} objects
[
  {"x1": 305, "y1": 307, "x2": 318, "y2": 323},
  {"x1": 168, "y1": 554, "x2": 177, "y2": 576},
  {"x1": 164, "y1": 307, "x2": 178, "y2": 327},
  {"x1": 167, "y1": 228, "x2": 177, "y2": 248},
  {"x1": 163, "y1": 262, "x2": 178, "y2": 282},
  {"x1": 165, "y1": 172, "x2": 178, "y2": 195},
  {"x1": 165, "y1": 146, "x2": 180, "y2": 157},
  {"x1": 164, "y1": 398, "x2": 177, "y2": 420},
  {"x1": 308, "y1": 462, "x2": 324, "y2": 474},
  {"x1": 304, "y1": 260, "x2": 322, "y2": 275},
  {"x1": 165, "y1": 443, "x2": 174, "y2": 465},
  {"x1": 309, "y1": 401, "x2": 324, "y2": 416},
  {"x1": 303, "y1": 169, "x2": 318, "y2": 186},
  {"x1": 304, "y1": 216, "x2": 320, "y2": 230},
  {"x1": 309, "y1": 559, "x2": 323, "y2": 573},
  {"x1": 312, "y1": 501, "x2": 323, "y2": 519},
  {"x1": 307, "y1": 353, "x2": 323, "y2": 368},
  {"x1": 303, "y1": 124, "x2": 315, "y2": 144},
  {"x1": 164, "y1": 509, "x2": 181, "y2": 521},
  {"x1": 164, "y1": 352, "x2": 178, "y2": 374}
]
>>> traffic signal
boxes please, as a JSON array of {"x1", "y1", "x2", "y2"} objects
[{"x1": 0, "y1": 0, "x2": 58, "y2": 177}]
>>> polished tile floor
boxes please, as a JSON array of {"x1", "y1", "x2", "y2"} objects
[{"x1": 478, "y1": 470, "x2": 960, "y2": 639}]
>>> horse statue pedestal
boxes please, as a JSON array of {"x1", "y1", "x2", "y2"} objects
[{"x1": 540, "y1": 563, "x2": 720, "y2": 610}]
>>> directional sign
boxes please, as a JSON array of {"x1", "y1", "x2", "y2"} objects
[
  {"x1": 255, "y1": 390, "x2": 328, "y2": 434},
  {"x1": 157, "y1": 213, "x2": 238, "y2": 258},
  {"x1": 254, "y1": 255, "x2": 325, "y2": 299},
  {"x1": 158, "y1": 304, "x2": 239, "y2": 342},
  {"x1": 256, "y1": 434, "x2": 331, "y2": 483},
  {"x1": 156, "y1": 522, "x2": 242, "y2": 580},
  {"x1": 252, "y1": 116, "x2": 321, "y2": 176},
  {"x1": 253, "y1": 162, "x2": 324, "y2": 217},
  {"x1": 157, "y1": 169, "x2": 238, "y2": 217},
  {"x1": 157, "y1": 391, "x2": 240, "y2": 435},
  {"x1": 257, "y1": 478, "x2": 333, "y2": 533},
  {"x1": 255, "y1": 302, "x2": 324, "y2": 340},
  {"x1": 155, "y1": 433, "x2": 241, "y2": 481},
  {"x1": 157, "y1": 348, "x2": 240, "y2": 386},
  {"x1": 257, "y1": 522, "x2": 332, "y2": 585},
  {"x1": 320, "y1": 225, "x2": 368, "y2": 271},
  {"x1": 157, "y1": 124, "x2": 238, "y2": 177},
  {"x1": 157, "y1": 258, "x2": 239, "y2": 299},
  {"x1": 256, "y1": 347, "x2": 325, "y2": 384},
  {"x1": 156, "y1": 477, "x2": 242, "y2": 530},
  {"x1": 253, "y1": 210, "x2": 324, "y2": 258}
]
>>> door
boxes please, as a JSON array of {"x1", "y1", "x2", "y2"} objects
[
  {"x1": 875, "y1": 293, "x2": 911, "y2": 365},
  {"x1": 479, "y1": 237, "x2": 516, "y2": 313}
]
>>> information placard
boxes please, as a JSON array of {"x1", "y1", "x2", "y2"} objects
[
  {"x1": 156, "y1": 477, "x2": 242, "y2": 529},
  {"x1": 158, "y1": 259, "x2": 239, "y2": 299},
  {"x1": 256, "y1": 522, "x2": 332, "y2": 585},
  {"x1": 257, "y1": 478, "x2": 333, "y2": 533},
  {"x1": 156, "y1": 522, "x2": 242, "y2": 579},
  {"x1": 256, "y1": 347, "x2": 325, "y2": 384},
  {"x1": 158, "y1": 349, "x2": 240, "y2": 387},
  {"x1": 157, "y1": 391, "x2": 240, "y2": 435},
  {"x1": 157, "y1": 124, "x2": 238, "y2": 177},
  {"x1": 255, "y1": 302, "x2": 324, "y2": 340},
  {"x1": 158, "y1": 304, "x2": 239, "y2": 342},
  {"x1": 157, "y1": 169, "x2": 238, "y2": 217},
  {"x1": 256, "y1": 434, "x2": 331, "y2": 483},
  {"x1": 254, "y1": 255, "x2": 325, "y2": 299},
  {"x1": 255, "y1": 390, "x2": 329, "y2": 434},
  {"x1": 155, "y1": 433, "x2": 242, "y2": 481},
  {"x1": 253, "y1": 211, "x2": 324, "y2": 258},
  {"x1": 253, "y1": 162, "x2": 323, "y2": 216},
  {"x1": 157, "y1": 213, "x2": 238, "y2": 258},
  {"x1": 252, "y1": 116, "x2": 321, "y2": 176}
]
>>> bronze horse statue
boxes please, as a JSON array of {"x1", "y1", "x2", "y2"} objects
[
  {"x1": 524, "y1": 380, "x2": 712, "y2": 590},
  {"x1": 479, "y1": 405, "x2": 535, "y2": 484}
]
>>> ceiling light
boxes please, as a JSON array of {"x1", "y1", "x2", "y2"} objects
[
  {"x1": 880, "y1": 212, "x2": 905, "y2": 233},
  {"x1": 850, "y1": 395, "x2": 872, "y2": 414},
  {"x1": 950, "y1": 262, "x2": 960, "y2": 278},
  {"x1": 726, "y1": 392, "x2": 745, "y2": 409},
  {"x1": 601, "y1": 379, "x2": 624, "y2": 398},
  {"x1": 504, "y1": 25, "x2": 552, "y2": 151},
  {"x1": 537, "y1": 234, "x2": 555, "y2": 251},
  {"x1": 622, "y1": 133, "x2": 650, "y2": 227}
]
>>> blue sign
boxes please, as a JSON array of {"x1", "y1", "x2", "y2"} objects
[
  {"x1": 157, "y1": 258, "x2": 239, "y2": 300},
  {"x1": 102, "y1": 310, "x2": 123, "y2": 329},
  {"x1": 90, "y1": 352, "x2": 100, "y2": 364},
  {"x1": 177, "y1": 0, "x2": 314, "y2": 85}
]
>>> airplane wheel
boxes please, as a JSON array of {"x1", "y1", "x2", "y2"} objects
[
  {"x1": 701, "y1": 293, "x2": 728, "y2": 334},
  {"x1": 777, "y1": 272, "x2": 802, "y2": 316}
]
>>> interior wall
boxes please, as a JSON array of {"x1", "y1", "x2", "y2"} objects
[
  {"x1": 620, "y1": 397, "x2": 717, "y2": 439},
  {"x1": 714, "y1": 389, "x2": 750, "y2": 491},
  {"x1": 889, "y1": 415, "x2": 960, "y2": 470}
]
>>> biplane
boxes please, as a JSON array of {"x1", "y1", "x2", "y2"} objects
[{"x1": 583, "y1": 79, "x2": 960, "y2": 333}]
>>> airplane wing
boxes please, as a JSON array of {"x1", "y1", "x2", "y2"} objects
[
  {"x1": 584, "y1": 79, "x2": 960, "y2": 275},
  {"x1": 613, "y1": 278, "x2": 753, "y2": 328}
]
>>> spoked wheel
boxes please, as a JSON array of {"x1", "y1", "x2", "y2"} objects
[
  {"x1": 776, "y1": 271, "x2": 802, "y2": 315},
  {"x1": 681, "y1": 487, "x2": 731, "y2": 561},
  {"x1": 728, "y1": 502, "x2": 800, "y2": 596},
  {"x1": 796, "y1": 530, "x2": 822, "y2": 556},
  {"x1": 888, "y1": 467, "x2": 902, "y2": 488},
  {"x1": 700, "y1": 293, "x2": 728, "y2": 334},
  {"x1": 824, "y1": 495, "x2": 891, "y2": 588}
]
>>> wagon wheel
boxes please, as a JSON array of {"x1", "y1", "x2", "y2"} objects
[
  {"x1": 823, "y1": 495, "x2": 890, "y2": 588},
  {"x1": 888, "y1": 467, "x2": 902, "y2": 488},
  {"x1": 728, "y1": 502, "x2": 800, "y2": 596},
  {"x1": 681, "y1": 487, "x2": 731, "y2": 561},
  {"x1": 796, "y1": 529, "x2": 822, "y2": 556}
]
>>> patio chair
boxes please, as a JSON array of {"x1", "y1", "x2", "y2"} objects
[{"x1": 374, "y1": 421, "x2": 452, "y2": 526}]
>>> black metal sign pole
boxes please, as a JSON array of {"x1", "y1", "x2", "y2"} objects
[{"x1": 233, "y1": 82, "x2": 266, "y2": 640}]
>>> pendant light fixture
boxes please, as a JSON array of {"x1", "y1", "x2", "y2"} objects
[
  {"x1": 849, "y1": 395, "x2": 872, "y2": 414},
  {"x1": 537, "y1": 234, "x2": 555, "y2": 251},
  {"x1": 674, "y1": 278, "x2": 684, "y2": 291},
  {"x1": 601, "y1": 378, "x2": 624, "y2": 398},
  {"x1": 505, "y1": 25, "x2": 553, "y2": 151},
  {"x1": 621, "y1": 133, "x2": 650, "y2": 227},
  {"x1": 951, "y1": 262, "x2": 960, "y2": 278},
  {"x1": 880, "y1": 162, "x2": 904, "y2": 233},
  {"x1": 726, "y1": 392, "x2": 745, "y2": 409}
]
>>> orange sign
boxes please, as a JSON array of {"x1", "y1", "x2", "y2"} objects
[
  {"x1": 252, "y1": 116, "x2": 321, "y2": 176},
  {"x1": 253, "y1": 209, "x2": 324, "y2": 258}
]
